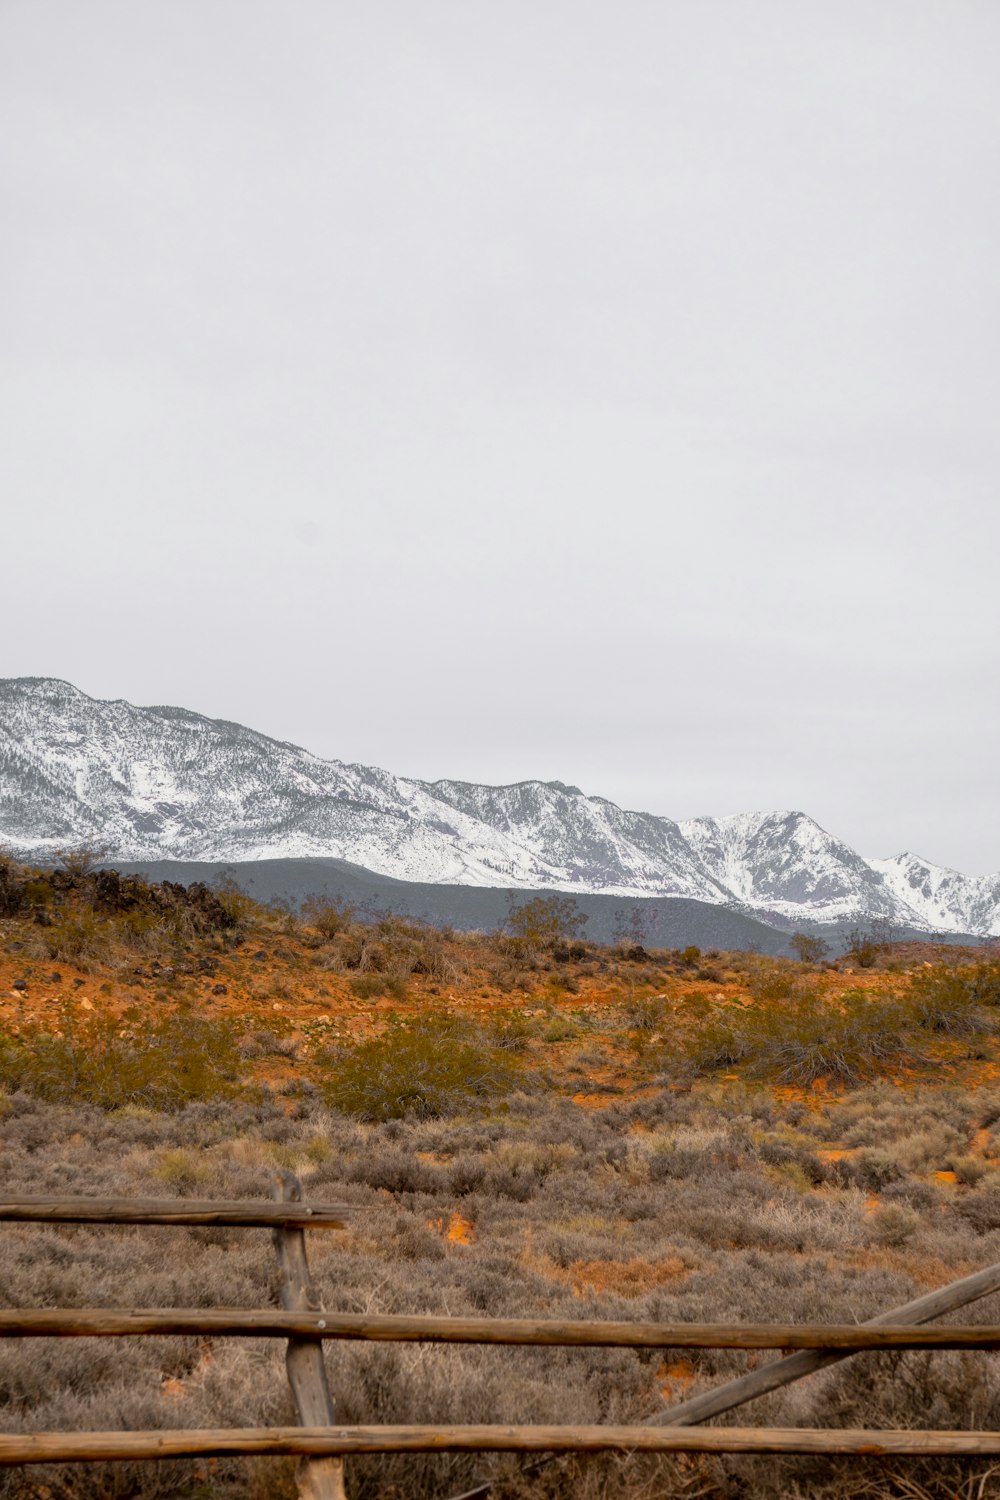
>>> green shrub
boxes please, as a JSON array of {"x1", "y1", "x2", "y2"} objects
[
  {"x1": 903, "y1": 968, "x2": 995, "y2": 1036},
  {"x1": 844, "y1": 925, "x2": 892, "y2": 968},
  {"x1": 621, "y1": 995, "x2": 667, "y2": 1032},
  {"x1": 320, "y1": 1017, "x2": 519, "y2": 1121},
  {"x1": 489, "y1": 1011, "x2": 535, "y2": 1051},
  {"x1": 301, "y1": 894, "x2": 353, "y2": 939},
  {"x1": 685, "y1": 988, "x2": 912, "y2": 1086},
  {"x1": 746, "y1": 964, "x2": 798, "y2": 1002},
  {"x1": 504, "y1": 894, "x2": 587, "y2": 951},
  {"x1": 789, "y1": 933, "x2": 829, "y2": 964},
  {"x1": 870, "y1": 1201, "x2": 920, "y2": 1246},
  {"x1": 349, "y1": 973, "x2": 407, "y2": 1000},
  {"x1": 541, "y1": 1016, "x2": 577, "y2": 1043},
  {"x1": 0, "y1": 1004, "x2": 244, "y2": 1110}
]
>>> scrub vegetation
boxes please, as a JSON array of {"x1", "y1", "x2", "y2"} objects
[{"x1": 3, "y1": 853, "x2": 1000, "y2": 1498}]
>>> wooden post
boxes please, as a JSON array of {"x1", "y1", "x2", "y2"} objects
[{"x1": 272, "y1": 1170, "x2": 346, "y2": 1500}]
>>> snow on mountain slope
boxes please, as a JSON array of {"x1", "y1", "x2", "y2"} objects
[
  {"x1": 0, "y1": 679, "x2": 548, "y2": 885},
  {"x1": 428, "y1": 780, "x2": 733, "y2": 901},
  {"x1": 680, "y1": 810, "x2": 920, "y2": 925},
  {"x1": 1, "y1": 678, "x2": 998, "y2": 933},
  {"x1": 870, "y1": 853, "x2": 1000, "y2": 938}
]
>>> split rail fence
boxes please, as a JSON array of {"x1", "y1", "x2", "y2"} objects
[{"x1": 5, "y1": 1173, "x2": 1000, "y2": 1499}]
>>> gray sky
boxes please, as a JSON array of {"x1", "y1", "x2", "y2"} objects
[{"x1": 3, "y1": 2, "x2": 999, "y2": 873}]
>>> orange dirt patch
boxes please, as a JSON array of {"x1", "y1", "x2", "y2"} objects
[
  {"x1": 540, "y1": 1255, "x2": 689, "y2": 1298},
  {"x1": 446, "y1": 1211, "x2": 474, "y2": 1245},
  {"x1": 428, "y1": 1212, "x2": 475, "y2": 1245},
  {"x1": 657, "y1": 1357, "x2": 696, "y2": 1399},
  {"x1": 839, "y1": 1248, "x2": 976, "y2": 1287}
]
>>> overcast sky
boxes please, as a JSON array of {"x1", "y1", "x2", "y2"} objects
[{"x1": 3, "y1": 2, "x2": 999, "y2": 873}]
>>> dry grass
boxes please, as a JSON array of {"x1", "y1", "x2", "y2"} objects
[
  {"x1": 1, "y1": 1082, "x2": 1000, "y2": 1498},
  {"x1": 2, "y1": 859, "x2": 1000, "y2": 1496}
]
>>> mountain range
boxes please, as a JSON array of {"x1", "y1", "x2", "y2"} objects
[{"x1": 1, "y1": 677, "x2": 998, "y2": 937}]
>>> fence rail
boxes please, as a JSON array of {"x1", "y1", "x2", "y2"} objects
[
  {"x1": 4, "y1": 1308, "x2": 1000, "y2": 1351},
  {"x1": 4, "y1": 1187, "x2": 1000, "y2": 1495},
  {"x1": 4, "y1": 1424, "x2": 1000, "y2": 1465},
  {"x1": 0, "y1": 1196, "x2": 349, "y2": 1228}
]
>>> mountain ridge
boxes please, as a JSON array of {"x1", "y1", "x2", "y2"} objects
[{"x1": 1, "y1": 677, "x2": 997, "y2": 935}]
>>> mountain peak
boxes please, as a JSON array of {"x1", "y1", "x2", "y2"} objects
[{"x1": 0, "y1": 678, "x2": 997, "y2": 936}]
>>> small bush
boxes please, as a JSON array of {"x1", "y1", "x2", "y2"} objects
[
  {"x1": 503, "y1": 894, "x2": 588, "y2": 952},
  {"x1": 541, "y1": 1016, "x2": 576, "y2": 1043},
  {"x1": 320, "y1": 1018, "x2": 519, "y2": 1121},
  {"x1": 789, "y1": 932, "x2": 829, "y2": 964},
  {"x1": 870, "y1": 1201, "x2": 920, "y2": 1246},
  {"x1": 904, "y1": 967, "x2": 995, "y2": 1036},
  {"x1": 349, "y1": 974, "x2": 407, "y2": 1001},
  {"x1": 301, "y1": 894, "x2": 353, "y2": 939},
  {"x1": 621, "y1": 995, "x2": 667, "y2": 1032},
  {"x1": 489, "y1": 1013, "x2": 536, "y2": 1053},
  {"x1": 844, "y1": 924, "x2": 892, "y2": 968}
]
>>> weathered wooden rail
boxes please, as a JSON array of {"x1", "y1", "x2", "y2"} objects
[
  {"x1": 8, "y1": 1308, "x2": 1000, "y2": 1351},
  {"x1": 4, "y1": 1184, "x2": 1000, "y2": 1495}
]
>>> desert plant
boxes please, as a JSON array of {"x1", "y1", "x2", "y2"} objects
[
  {"x1": 789, "y1": 932, "x2": 829, "y2": 964},
  {"x1": 0, "y1": 1004, "x2": 245, "y2": 1110},
  {"x1": 301, "y1": 893, "x2": 354, "y2": 939},
  {"x1": 903, "y1": 967, "x2": 995, "y2": 1036},
  {"x1": 320, "y1": 1017, "x2": 519, "y2": 1121},
  {"x1": 504, "y1": 894, "x2": 588, "y2": 951},
  {"x1": 685, "y1": 988, "x2": 912, "y2": 1086},
  {"x1": 844, "y1": 923, "x2": 893, "y2": 968}
]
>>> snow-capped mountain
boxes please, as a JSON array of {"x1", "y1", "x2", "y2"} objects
[
  {"x1": 1, "y1": 678, "x2": 997, "y2": 935},
  {"x1": 680, "y1": 811, "x2": 906, "y2": 925},
  {"x1": 869, "y1": 853, "x2": 1000, "y2": 939}
]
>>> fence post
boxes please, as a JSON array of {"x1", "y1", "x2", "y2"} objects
[{"x1": 272, "y1": 1169, "x2": 346, "y2": 1500}]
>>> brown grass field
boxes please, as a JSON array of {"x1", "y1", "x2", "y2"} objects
[{"x1": 3, "y1": 857, "x2": 1000, "y2": 1499}]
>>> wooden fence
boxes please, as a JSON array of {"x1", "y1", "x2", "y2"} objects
[{"x1": 4, "y1": 1173, "x2": 1000, "y2": 1499}]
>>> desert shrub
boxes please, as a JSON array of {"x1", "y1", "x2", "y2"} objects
[
  {"x1": 869, "y1": 1201, "x2": 920, "y2": 1246},
  {"x1": 789, "y1": 932, "x2": 829, "y2": 964},
  {"x1": 957, "y1": 1185, "x2": 1000, "y2": 1234},
  {"x1": 891, "y1": 1122, "x2": 968, "y2": 1173},
  {"x1": 239, "y1": 1027, "x2": 299, "y2": 1061},
  {"x1": 301, "y1": 893, "x2": 353, "y2": 939},
  {"x1": 621, "y1": 995, "x2": 667, "y2": 1032},
  {"x1": 685, "y1": 989, "x2": 912, "y2": 1086},
  {"x1": 0, "y1": 854, "x2": 30, "y2": 917},
  {"x1": 541, "y1": 1015, "x2": 577, "y2": 1043},
  {"x1": 349, "y1": 973, "x2": 407, "y2": 1001},
  {"x1": 346, "y1": 1149, "x2": 444, "y2": 1196},
  {"x1": 503, "y1": 894, "x2": 587, "y2": 951},
  {"x1": 903, "y1": 966, "x2": 995, "y2": 1035},
  {"x1": 32, "y1": 910, "x2": 109, "y2": 964},
  {"x1": 952, "y1": 1153, "x2": 989, "y2": 1187},
  {"x1": 0, "y1": 1004, "x2": 244, "y2": 1110},
  {"x1": 409, "y1": 933, "x2": 463, "y2": 983},
  {"x1": 843, "y1": 923, "x2": 893, "y2": 968},
  {"x1": 965, "y1": 961, "x2": 1000, "y2": 1005},
  {"x1": 320, "y1": 1018, "x2": 520, "y2": 1121},
  {"x1": 489, "y1": 1012, "x2": 536, "y2": 1051}
]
